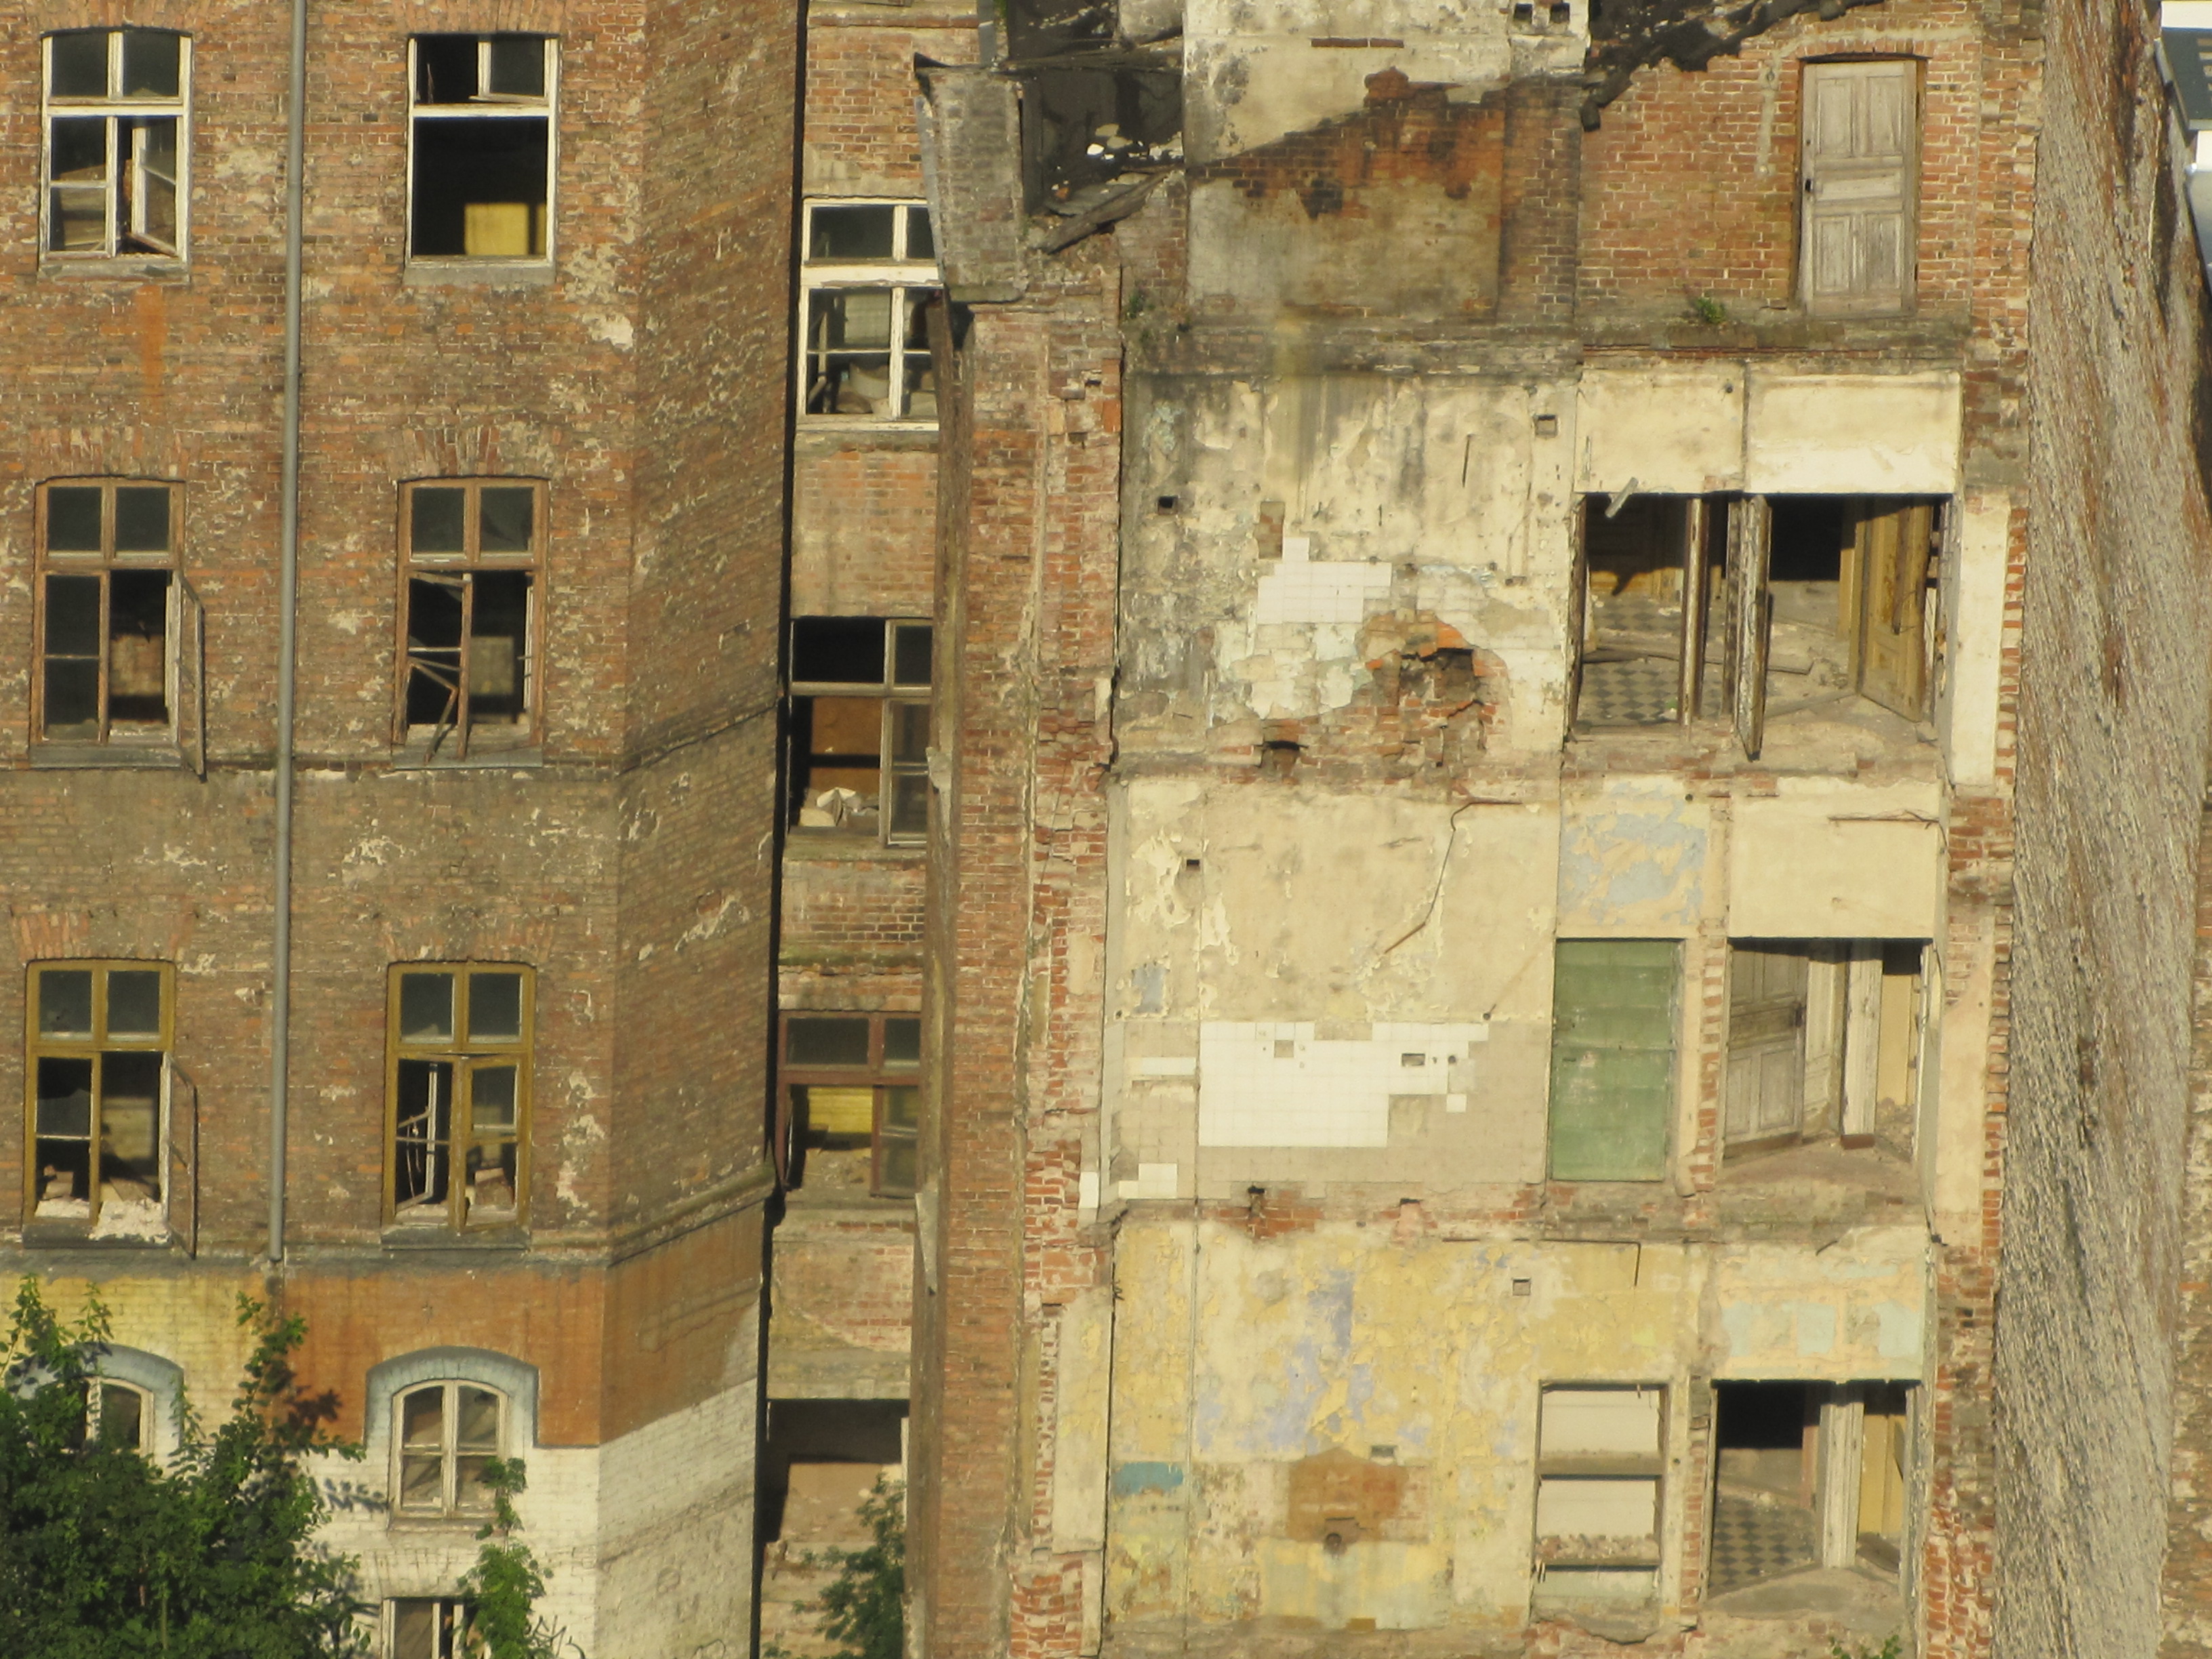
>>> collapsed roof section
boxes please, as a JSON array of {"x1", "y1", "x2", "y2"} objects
[{"x1": 1580, "y1": 0, "x2": 1889, "y2": 127}]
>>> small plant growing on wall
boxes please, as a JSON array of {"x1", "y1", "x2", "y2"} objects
[
  {"x1": 1688, "y1": 293, "x2": 1730, "y2": 326},
  {"x1": 1827, "y1": 1637, "x2": 1904, "y2": 1659}
]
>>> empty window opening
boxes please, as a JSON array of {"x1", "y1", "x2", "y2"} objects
[
  {"x1": 43, "y1": 28, "x2": 188, "y2": 260},
  {"x1": 36, "y1": 480, "x2": 182, "y2": 745},
  {"x1": 799, "y1": 201, "x2": 939, "y2": 420},
  {"x1": 396, "y1": 480, "x2": 542, "y2": 759},
  {"x1": 386, "y1": 966, "x2": 532, "y2": 1231},
  {"x1": 760, "y1": 1399, "x2": 907, "y2": 1546},
  {"x1": 1532, "y1": 1385, "x2": 1663, "y2": 1614},
  {"x1": 788, "y1": 617, "x2": 932, "y2": 842},
  {"x1": 1547, "y1": 940, "x2": 1678, "y2": 1182},
  {"x1": 1724, "y1": 939, "x2": 1926, "y2": 1167},
  {"x1": 777, "y1": 1012, "x2": 921, "y2": 1198},
  {"x1": 1572, "y1": 495, "x2": 1722, "y2": 729},
  {"x1": 388, "y1": 1597, "x2": 477, "y2": 1659},
  {"x1": 85, "y1": 1378, "x2": 152, "y2": 1453},
  {"x1": 409, "y1": 35, "x2": 554, "y2": 260},
  {"x1": 1711, "y1": 1380, "x2": 1912, "y2": 1600},
  {"x1": 26, "y1": 962, "x2": 172, "y2": 1236}
]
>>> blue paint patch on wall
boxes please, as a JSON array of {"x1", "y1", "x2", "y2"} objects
[
  {"x1": 1112, "y1": 1461, "x2": 1185, "y2": 1496},
  {"x1": 1558, "y1": 801, "x2": 1707, "y2": 924}
]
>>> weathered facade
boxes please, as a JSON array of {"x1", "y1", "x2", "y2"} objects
[
  {"x1": 0, "y1": 5, "x2": 792, "y2": 1654},
  {"x1": 911, "y1": 1, "x2": 2043, "y2": 1653}
]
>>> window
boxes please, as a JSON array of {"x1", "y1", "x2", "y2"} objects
[
  {"x1": 777, "y1": 1012, "x2": 921, "y2": 1197},
  {"x1": 1571, "y1": 494, "x2": 1942, "y2": 758},
  {"x1": 1532, "y1": 1385, "x2": 1664, "y2": 1613},
  {"x1": 1546, "y1": 941, "x2": 1676, "y2": 1182},
  {"x1": 396, "y1": 480, "x2": 543, "y2": 758},
  {"x1": 387, "y1": 1598, "x2": 477, "y2": 1658},
  {"x1": 385, "y1": 966, "x2": 533, "y2": 1231},
  {"x1": 1710, "y1": 1381, "x2": 1913, "y2": 1595},
  {"x1": 25, "y1": 962, "x2": 171, "y2": 1233},
  {"x1": 799, "y1": 201, "x2": 939, "y2": 421},
  {"x1": 787, "y1": 618, "x2": 932, "y2": 842},
  {"x1": 88, "y1": 1378, "x2": 152, "y2": 1452},
  {"x1": 409, "y1": 35, "x2": 555, "y2": 262},
  {"x1": 42, "y1": 28, "x2": 188, "y2": 260},
  {"x1": 394, "y1": 1381, "x2": 502, "y2": 1517},
  {"x1": 1801, "y1": 60, "x2": 1919, "y2": 317},
  {"x1": 1725, "y1": 939, "x2": 1925, "y2": 1159},
  {"x1": 35, "y1": 480, "x2": 181, "y2": 745}
]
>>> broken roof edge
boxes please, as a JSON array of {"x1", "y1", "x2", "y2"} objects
[{"x1": 1579, "y1": 0, "x2": 1889, "y2": 129}]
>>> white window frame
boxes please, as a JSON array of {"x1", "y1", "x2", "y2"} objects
[
  {"x1": 405, "y1": 35, "x2": 558, "y2": 266},
  {"x1": 392, "y1": 1380, "x2": 507, "y2": 1520},
  {"x1": 41, "y1": 28, "x2": 191, "y2": 264},
  {"x1": 385, "y1": 1597, "x2": 478, "y2": 1659},
  {"x1": 798, "y1": 199, "x2": 940, "y2": 424}
]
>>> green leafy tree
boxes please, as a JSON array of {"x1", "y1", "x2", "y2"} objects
[
  {"x1": 456, "y1": 1457, "x2": 581, "y2": 1659},
  {"x1": 0, "y1": 1278, "x2": 371, "y2": 1657},
  {"x1": 811, "y1": 1478, "x2": 905, "y2": 1659}
]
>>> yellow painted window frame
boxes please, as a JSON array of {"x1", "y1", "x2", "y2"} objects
[{"x1": 382, "y1": 963, "x2": 535, "y2": 1231}]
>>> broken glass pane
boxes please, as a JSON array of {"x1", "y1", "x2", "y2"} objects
[
  {"x1": 478, "y1": 487, "x2": 534, "y2": 554},
  {"x1": 106, "y1": 970, "x2": 163, "y2": 1036},
  {"x1": 787, "y1": 1017, "x2": 870, "y2": 1068},
  {"x1": 113, "y1": 486, "x2": 169, "y2": 551},
  {"x1": 415, "y1": 35, "x2": 479, "y2": 104},
  {"x1": 404, "y1": 578, "x2": 466, "y2": 731},
  {"x1": 394, "y1": 1060, "x2": 452, "y2": 1214},
  {"x1": 399, "y1": 973, "x2": 455, "y2": 1041},
  {"x1": 884, "y1": 1017, "x2": 921, "y2": 1067},
  {"x1": 487, "y1": 37, "x2": 546, "y2": 98},
  {"x1": 811, "y1": 204, "x2": 896, "y2": 262},
  {"x1": 469, "y1": 573, "x2": 532, "y2": 726},
  {"x1": 48, "y1": 32, "x2": 109, "y2": 99},
  {"x1": 891, "y1": 624, "x2": 934, "y2": 689},
  {"x1": 97, "y1": 1382, "x2": 146, "y2": 1450},
  {"x1": 792, "y1": 617, "x2": 886, "y2": 686},
  {"x1": 35, "y1": 1058, "x2": 95, "y2": 1214},
  {"x1": 99, "y1": 1052, "x2": 163, "y2": 1205},
  {"x1": 47, "y1": 487, "x2": 103, "y2": 552},
  {"x1": 40, "y1": 970, "x2": 95, "y2": 1038},
  {"x1": 469, "y1": 972, "x2": 524, "y2": 1041},
  {"x1": 905, "y1": 205, "x2": 935, "y2": 261},
  {"x1": 411, "y1": 487, "x2": 468, "y2": 555},
  {"x1": 107, "y1": 570, "x2": 171, "y2": 727},
  {"x1": 411, "y1": 117, "x2": 549, "y2": 258},
  {"x1": 121, "y1": 30, "x2": 180, "y2": 99}
]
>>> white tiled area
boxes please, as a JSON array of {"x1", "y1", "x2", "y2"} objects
[
  {"x1": 1197, "y1": 1021, "x2": 1489, "y2": 1147},
  {"x1": 1252, "y1": 538, "x2": 1394, "y2": 626}
]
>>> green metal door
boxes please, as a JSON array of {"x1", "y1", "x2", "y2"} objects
[{"x1": 1548, "y1": 940, "x2": 1679, "y2": 1181}]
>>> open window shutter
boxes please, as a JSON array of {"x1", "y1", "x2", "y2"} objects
[
  {"x1": 1564, "y1": 499, "x2": 1589, "y2": 735},
  {"x1": 1679, "y1": 497, "x2": 1711, "y2": 722},
  {"x1": 1853, "y1": 500, "x2": 1935, "y2": 719},
  {"x1": 1729, "y1": 496, "x2": 1771, "y2": 759},
  {"x1": 173, "y1": 577, "x2": 205, "y2": 777},
  {"x1": 1801, "y1": 60, "x2": 1917, "y2": 316}
]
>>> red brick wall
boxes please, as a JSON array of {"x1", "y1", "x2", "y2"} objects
[{"x1": 792, "y1": 440, "x2": 939, "y2": 617}]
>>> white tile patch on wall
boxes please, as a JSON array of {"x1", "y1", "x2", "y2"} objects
[
  {"x1": 1197, "y1": 1021, "x2": 1490, "y2": 1147},
  {"x1": 1253, "y1": 537, "x2": 1394, "y2": 626}
]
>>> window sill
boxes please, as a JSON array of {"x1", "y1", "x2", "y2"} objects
[
  {"x1": 41, "y1": 256, "x2": 189, "y2": 284},
  {"x1": 20, "y1": 1221, "x2": 178, "y2": 1251},
  {"x1": 796, "y1": 417, "x2": 940, "y2": 439},
  {"x1": 391, "y1": 745, "x2": 544, "y2": 772},
  {"x1": 781, "y1": 833, "x2": 926, "y2": 862},
  {"x1": 381, "y1": 1224, "x2": 529, "y2": 1252},
  {"x1": 28, "y1": 742, "x2": 190, "y2": 771},
  {"x1": 404, "y1": 259, "x2": 554, "y2": 289}
]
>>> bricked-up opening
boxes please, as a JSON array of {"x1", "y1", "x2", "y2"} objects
[
  {"x1": 386, "y1": 1597, "x2": 477, "y2": 1659},
  {"x1": 43, "y1": 28, "x2": 188, "y2": 260},
  {"x1": 788, "y1": 617, "x2": 933, "y2": 841},
  {"x1": 35, "y1": 480, "x2": 180, "y2": 746},
  {"x1": 385, "y1": 966, "x2": 533, "y2": 1232},
  {"x1": 777, "y1": 1012, "x2": 921, "y2": 1197},
  {"x1": 1547, "y1": 941, "x2": 1678, "y2": 1181},
  {"x1": 760, "y1": 1399, "x2": 906, "y2": 1542},
  {"x1": 25, "y1": 962, "x2": 172, "y2": 1240},
  {"x1": 396, "y1": 481, "x2": 543, "y2": 760},
  {"x1": 409, "y1": 36, "x2": 554, "y2": 261},
  {"x1": 1532, "y1": 1385, "x2": 1664, "y2": 1615},
  {"x1": 1710, "y1": 1381, "x2": 1912, "y2": 1597},
  {"x1": 800, "y1": 201, "x2": 940, "y2": 419},
  {"x1": 1724, "y1": 939, "x2": 1927, "y2": 1167}
]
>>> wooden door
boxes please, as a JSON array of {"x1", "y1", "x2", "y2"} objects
[
  {"x1": 1726, "y1": 944, "x2": 1808, "y2": 1145},
  {"x1": 1801, "y1": 60, "x2": 1918, "y2": 316},
  {"x1": 1852, "y1": 499, "x2": 1936, "y2": 718}
]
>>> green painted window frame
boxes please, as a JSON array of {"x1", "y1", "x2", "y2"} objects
[{"x1": 1547, "y1": 939, "x2": 1679, "y2": 1182}]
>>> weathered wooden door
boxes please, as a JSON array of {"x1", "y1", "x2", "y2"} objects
[
  {"x1": 1726, "y1": 944, "x2": 1808, "y2": 1145},
  {"x1": 1801, "y1": 60, "x2": 1917, "y2": 316},
  {"x1": 1851, "y1": 499, "x2": 1936, "y2": 719}
]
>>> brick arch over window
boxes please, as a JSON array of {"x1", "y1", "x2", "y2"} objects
[{"x1": 362, "y1": 1345, "x2": 539, "y2": 1469}]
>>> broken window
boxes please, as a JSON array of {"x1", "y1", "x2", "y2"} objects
[
  {"x1": 1547, "y1": 941, "x2": 1677, "y2": 1182},
  {"x1": 787, "y1": 617, "x2": 933, "y2": 842},
  {"x1": 387, "y1": 1598, "x2": 477, "y2": 1659},
  {"x1": 43, "y1": 28, "x2": 188, "y2": 260},
  {"x1": 88, "y1": 1378, "x2": 152, "y2": 1452},
  {"x1": 1709, "y1": 1380, "x2": 1913, "y2": 1598},
  {"x1": 1532, "y1": 1385, "x2": 1664, "y2": 1614},
  {"x1": 36, "y1": 479, "x2": 181, "y2": 746},
  {"x1": 409, "y1": 35, "x2": 554, "y2": 262},
  {"x1": 396, "y1": 480, "x2": 543, "y2": 758},
  {"x1": 1724, "y1": 939, "x2": 1926, "y2": 1160},
  {"x1": 777, "y1": 1012, "x2": 922, "y2": 1198},
  {"x1": 386, "y1": 965, "x2": 532, "y2": 1231},
  {"x1": 1573, "y1": 494, "x2": 1942, "y2": 756},
  {"x1": 26, "y1": 962, "x2": 171, "y2": 1234},
  {"x1": 800, "y1": 201, "x2": 940, "y2": 420},
  {"x1": 394, "y1": 1380, "x2": 502, "y2": 1517},
  {"x1": 1801, "y1": 60, "x2": 1919, "y2": 317}
]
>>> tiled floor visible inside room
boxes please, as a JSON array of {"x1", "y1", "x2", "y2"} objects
[{"x1": 1707, "y1": 1491, "x2": 1818, "y2": 1597}]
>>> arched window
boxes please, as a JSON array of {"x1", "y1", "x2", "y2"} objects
[
  {"x1": 394, "y1": 1381, "x2": 504, "y2": 1517},
  {"x1": 89, "y1": 1376, "x2": 152, "y2": 1452}
]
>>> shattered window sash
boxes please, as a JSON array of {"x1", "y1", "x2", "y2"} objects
[
  {"x1": 406, "y1": 34, "x2": 558, "y2": 264},
  {"x1": 787, "y1": 617, "x2": 933, "y2": 844},
  {"x1": 396, "y1": 479, "x2": 544, "y2": 760},
  {"x1": 384, "y1": 964, "x2": 535, "y2": 1232},
  {"x1": 41, "y1": 28, "x2": 190, "y2": 262},
  {"x1": 777, "y1": 1010, "x2": 924, "y2": 1198},
  {"x1": 34, "y1": 478, "x2": 183, "y2": 750},
  {"x1": 24, "y1": 960, "x2": 174, "y2": 1237}
]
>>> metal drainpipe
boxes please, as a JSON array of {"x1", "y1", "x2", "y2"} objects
[{"x1": 268, "y1": 0, "x2": 308, "y2": 1265}]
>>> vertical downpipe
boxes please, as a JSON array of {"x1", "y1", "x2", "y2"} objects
[{"x1": 268, "y1": 0, "x2": 308, "y2": 1264}]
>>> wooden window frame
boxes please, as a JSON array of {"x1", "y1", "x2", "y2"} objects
[
  {"x1": 41, "y1": 28, "x2": 190, "y2": 263},
  {"x1": 387, "y1": 1597, "x2": 480, "y2": 1659},
  {"x1": 382, "y1": 964, "x2": 535, "y2": 1233},
  {"x1": 392, "y1": 1380, "x2": 505, "y2": 1520},
  {"x1": 1531, "y1": 1382, "x2": 1668, "y2": 1607},
  {"x1": 89, "y1": 1377, "x2": 154, "y2": 1453},
  {"x1": 24, "y1": 960, "x2": 174, "y2": 1231},
  {"x1": 394, "y1": 479, "x2": 546, "y2": 760},
  {"x1": 33, "y1": 478, "x2": 185, "y2": 748},
  {"x1": 776, "y1": 1011, "x2": 922, "y2": 1198},
  {"x1": 798, "y1": 199, "x2": 941, "y2": 424},
  {"x1": 406, "y1": 35, "x2": 558, "y2": 266},
  {"x1": 788, "y1": 617, "x2": 933, "y2": 845}
]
